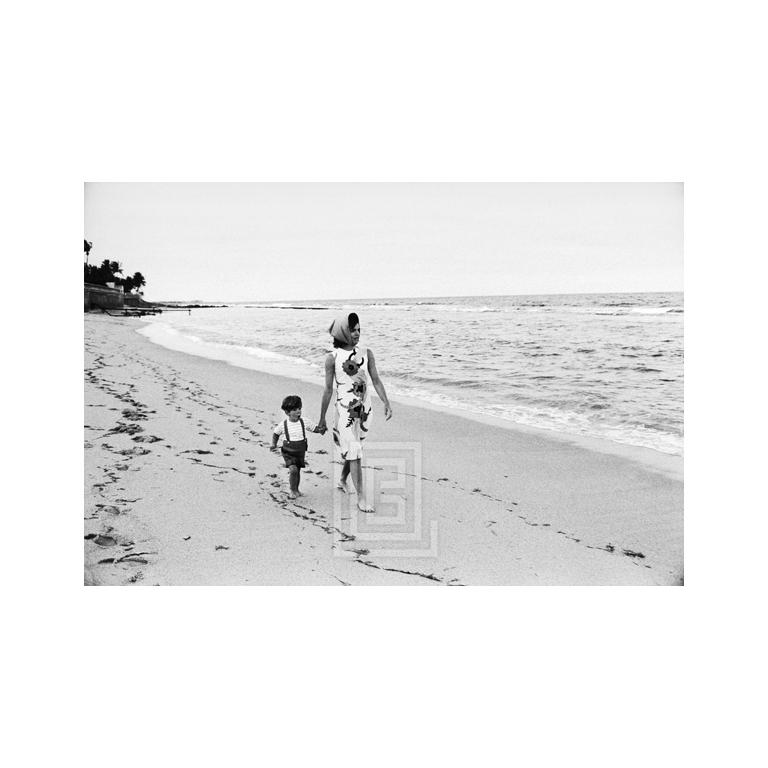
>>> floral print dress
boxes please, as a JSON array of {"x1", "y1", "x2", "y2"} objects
[{"x1": 332, "y1": 346, "x2": 372, "y2": 461}]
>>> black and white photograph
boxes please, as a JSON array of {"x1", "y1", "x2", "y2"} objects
[
  {"x1": 84, "y1": 182, "x2": 683, "y2": 585},
  {"x1": 13, "y1": 1, "x2": 768, "y2": 763}
]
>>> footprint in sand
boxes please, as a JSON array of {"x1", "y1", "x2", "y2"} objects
[
  {"x1": 107, "y1": 422, "x2": 144, "y2": 436},
  {"x1": 94, "y1": 504, "x2": 124, "y2": 515},
  {"x1": 622, "y1": 549, "x2": 645, "y2": 559},
  {"x1": 121, "y1": 409, "x2": 148, "y2": 421},
  {"x1": 117, "y1": 447, "x2": 151, "y2": 457}
]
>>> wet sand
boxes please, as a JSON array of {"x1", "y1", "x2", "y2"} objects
[{"x1": 84, "y1": 314, "x2": 683, "y2": 585}]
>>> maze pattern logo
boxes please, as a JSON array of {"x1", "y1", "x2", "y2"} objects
[{"x1": 333, "y1": 441, "x2": 438, "y2": 558}]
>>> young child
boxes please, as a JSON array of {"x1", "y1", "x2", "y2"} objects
[{"x1": 270, "y1": 395, "x2": 325, "y2": 499}]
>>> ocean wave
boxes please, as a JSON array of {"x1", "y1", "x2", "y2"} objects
[
  {"x1": 138, "y1": 295, "x2": 683, "y2": 457},
  {"x1": 630, "y1": 307, "x2": 684, "y2": 315},
  {"x1": 323, "y1": 301, "x2": 505, "y2": 313},
  {"x1": 240, "y1": 300, "x2": 685, "y2": 317},
  {"x1": 401, "y1": 304, "x2": 504, "y2": 313},
  {"x1": 357, "y1": 301, "x2": 502, "y2": 312},
  {"x1": 516, "y1": 305, "x2": 686, "y2": 316},
  {"x1": 390, "y1": 372, "x2": 484, "y2": 389},
  {"x1": 389, "y1": 382, "x2": 683, "y2": 455},
  {"x1": 137, "y1": 323, "x2": 318, "y2": 380},
  {"x1": 247, "y1": 304, "x2": 329, "y2": 311}
]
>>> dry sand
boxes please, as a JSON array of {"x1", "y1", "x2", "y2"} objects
[{"x1": 84, "y1": 314, "x2": 683, "y2": 585}]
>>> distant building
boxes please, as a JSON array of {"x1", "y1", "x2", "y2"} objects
[{"x1": 84, "y1": 283, "x2": 124, "y2": 311}]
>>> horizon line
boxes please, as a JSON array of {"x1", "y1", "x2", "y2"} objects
[{"x1": 152, "y1": 288, "x2": 684, "y2": 304}]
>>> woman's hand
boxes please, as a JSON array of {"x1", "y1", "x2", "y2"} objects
[
  {"x1": 368, "y1": 350, "x2": 393, "y2": 421},
  {"x1": 317, "y1": 418, "x2": 327, "y2": 434}
]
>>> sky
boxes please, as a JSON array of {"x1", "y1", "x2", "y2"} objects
[{"x1": 84, "y1": 183, "x2": 682, "y2": 302}]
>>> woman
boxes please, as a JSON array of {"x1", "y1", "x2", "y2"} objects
[{"x1": 317, "y1": 312, "x2": 393, "y2": 512}]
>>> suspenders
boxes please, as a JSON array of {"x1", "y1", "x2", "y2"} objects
[{"x1": 283, "y1": 418, "x2": 306, "y2": 442}]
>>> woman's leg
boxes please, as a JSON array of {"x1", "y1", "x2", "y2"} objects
[
  {"x1": 347, "y1": 458, "x2": 374, "y2": 511},
  {"x1": 337, "y1": 460, "x2": 351, "y2": 491}
]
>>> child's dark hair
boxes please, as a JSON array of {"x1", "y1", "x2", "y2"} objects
[
  {"x1": 281, "y1": 395, "x2": 302, "y2": 412},
  {"x1": 332, "y1": 312, "x2": 360, "y2": 348}
]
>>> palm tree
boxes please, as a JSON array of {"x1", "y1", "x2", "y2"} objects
[{"x1": 131, "y1": 272, "x2": 146, "y2": 292}]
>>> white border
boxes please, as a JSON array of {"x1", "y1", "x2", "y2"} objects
[{"x1": 6, "y1": 0, "x2": 765, "y2": 765}]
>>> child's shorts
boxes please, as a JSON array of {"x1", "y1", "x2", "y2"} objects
[{"x1": 281, "y1": 439, "x2": 307, "y2": 469}]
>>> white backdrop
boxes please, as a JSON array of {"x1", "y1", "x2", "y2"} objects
[{"x1": 4, "y1": 1, "x2": 765, "y2": 766}]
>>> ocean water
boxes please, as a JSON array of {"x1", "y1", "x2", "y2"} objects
[{"x1": 138, "y1": 293, "x2": 684, "y2": 455}]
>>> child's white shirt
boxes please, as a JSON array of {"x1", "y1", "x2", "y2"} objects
[{"x1": 273, "y1": 418, "x2": 318, "y2": 444}]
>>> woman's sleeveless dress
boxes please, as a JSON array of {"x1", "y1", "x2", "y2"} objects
[{"x1": 331, "y1": 346, "x2": 373, "y2": 461}]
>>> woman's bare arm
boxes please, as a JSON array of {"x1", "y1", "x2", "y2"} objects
[
  {"x1": 367, "y1": 349, "x2": 392, "y2": 420},
  {"x1": 318, "y1": 354, "x2": 335, "y2": 430}
]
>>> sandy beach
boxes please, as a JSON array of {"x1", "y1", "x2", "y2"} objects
[{"x1": 84, "y1": 314, "x2": 683, "y2": 585}]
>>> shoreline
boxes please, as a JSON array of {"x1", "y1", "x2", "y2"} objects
[
  {"x1": 137, "y1": 318, "x2": 683, "y2": 480},
  {"x1": 85, "y1": 314, "x2": 683, "y2": 585}
]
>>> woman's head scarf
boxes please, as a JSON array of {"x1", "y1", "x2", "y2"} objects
[{"x1": 328, "y1": 313, "x2": 359, "y2": 346}]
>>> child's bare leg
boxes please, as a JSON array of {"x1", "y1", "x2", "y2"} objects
[
  {"x1": 337, "y1": 460, "x2": 351, "y2": 492},
  {"x1": 348, "y1": 458, "x2": 374, "y2": 512},
  {"x1": 287, "y1": 465, "x2": 300, "y2": 499}
]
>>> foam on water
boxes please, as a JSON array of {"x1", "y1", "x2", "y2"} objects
[
  {"x1": 138, "y1": 323, "x2": 322, "y2": 384},
  {"x1": 139, "y1": 292, "x2": 683, "y2": 456}
]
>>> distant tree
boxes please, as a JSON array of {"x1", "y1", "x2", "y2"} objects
[
  {"x1": 84, "y1": 240, "x2": 93, "y2": 259},
  {"x1": 85, "y1": 259, "x2": 123, "y2": 286},
  {"x1": 103, "y1": 260, "x2": 122, "y2": 285},
  {"x1": 131, "y1": 272, "x2": 146, "y2": 292},
  {"x1": 84, "y1": 262, "x2": 103, "y2": 284},
  {"x1": 84, "y1": 258, "x2": 146, "y2": 293}
]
